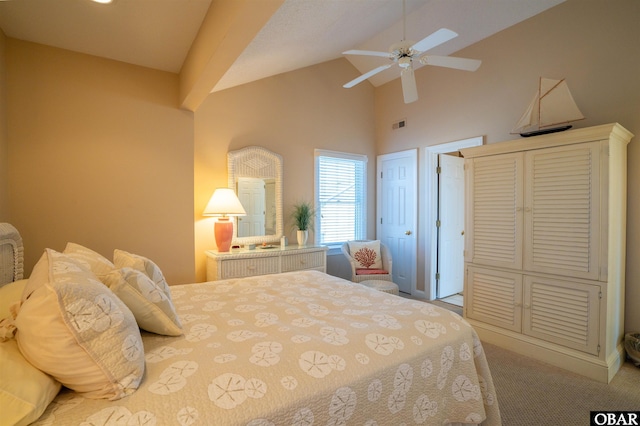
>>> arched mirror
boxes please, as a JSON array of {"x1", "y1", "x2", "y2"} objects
[{"x1": 228, "y1": 146, "x2": 283, "y2": 246}]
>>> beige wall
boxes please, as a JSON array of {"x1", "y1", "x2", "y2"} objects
[
  {"x1": 5, "y1": 40, "x2": 195, "y2": 284},
  {"x1": 375, "y1": 0, "x2": 640, "y2": 332},
  {"x1": 194, "y1": 58, "x2": 376, "y2": 281},
  {"x1": 0, "y1": 30, "x2": 7, "y2": 218}
]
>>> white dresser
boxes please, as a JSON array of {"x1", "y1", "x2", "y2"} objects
[
  {"x1": 205, "y1": 245, "x2": 328, "y2": 281},
  {"x1": 461, "y1": 123, "x2": 633, "y2": 383}
]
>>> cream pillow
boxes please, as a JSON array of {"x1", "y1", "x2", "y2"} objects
[
  {"x1": 0, "y1": 279, "x2": 27, "y2": 319},
  {"x1": 103, "y1": 267, "x2": 183, "y2": 336},
  {"x1": 15, "y1": 249, "x2": 145, "y2": 400},
  {"x1": 63, "y1": 242, "x2": 115, "y2": 277},
  {"x1": 0, "y1": 339, "x2": 61, "y2": 426},
  {"x1": 114, "y1": 249, "x2": 171, "y2": 296},
  {"x1": 348, "y1": 240, "x2": 384, "y2": 269}
]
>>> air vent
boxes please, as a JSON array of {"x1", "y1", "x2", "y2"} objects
[{"x1": 392, "y1": 119, "x2": 406, "y2": 130}]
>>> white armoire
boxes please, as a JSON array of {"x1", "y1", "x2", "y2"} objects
[{"x1": 460, "y1": 123, "x2": 633, "y2": 383}]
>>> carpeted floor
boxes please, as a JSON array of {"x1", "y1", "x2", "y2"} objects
[
  {"x1": 428, "y1": 299, "x2": 640, "y2": 425},
  {"x1": 484, "y1": 342, "x2": 640, "y2": 425}
]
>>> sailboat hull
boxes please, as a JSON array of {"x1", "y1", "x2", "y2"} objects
[{"x1": 520, "y1": 125, "x2": 572, "y2": 138}]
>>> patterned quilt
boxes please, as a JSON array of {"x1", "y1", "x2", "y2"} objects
[{"x1": 32, "y1": 270, "x2": 501, "y2": 425}]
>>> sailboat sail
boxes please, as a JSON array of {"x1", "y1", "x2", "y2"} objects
[{"x1": 512, "y1": 77, "x2": 584, "y2": 135}]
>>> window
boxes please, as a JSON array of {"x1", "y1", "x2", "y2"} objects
[{"x1": 314, "y1": 149, "x2": 367, "y2": 247}]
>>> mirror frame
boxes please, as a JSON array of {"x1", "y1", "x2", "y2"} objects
[{"x1": 228, "y1": 146, "x2": 283, "y2": 246}]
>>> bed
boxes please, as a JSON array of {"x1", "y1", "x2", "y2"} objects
[{"x1": 0, "y1": 224, "x2": 501, "y2": 425}]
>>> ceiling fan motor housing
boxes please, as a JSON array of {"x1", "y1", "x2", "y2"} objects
[{"x1": 390, "y1": 40, "x2": 416, "y2": 57}]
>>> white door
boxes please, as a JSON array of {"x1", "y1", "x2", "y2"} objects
[
  {"x1": 377, "y1": 150, "x2": 417, "y2": 294},
  {"x1": 237, "y1": 177, "x2": 266, "y2": 237},
  {"x1": 437, "y1": 154, "x2": 465, "y2": 298}
]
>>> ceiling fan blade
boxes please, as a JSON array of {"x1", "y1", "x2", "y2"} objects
[
  {"x1": 411, "y1": 28, "x2": 458, "y2": 53},
  {"x1": 343, "y1": 64, "x2": 393, "y2": 88},
  {"x1": 343, "y1": 49, "x2": 392, "y2": 59},
  {"x1": 401, "y1": 67, "x2": 418, "y2": 104},
  {"x1": 420, "y1": 55, "x2": 482, "y2": 72}
]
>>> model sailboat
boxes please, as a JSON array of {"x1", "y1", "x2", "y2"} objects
[{"x1": 512, "y1": 77, "x2": 585, "y2": 137}]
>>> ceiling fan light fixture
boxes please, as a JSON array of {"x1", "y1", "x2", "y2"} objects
[{"x1": 398, "y1": 57, "x2": 412, "y2": 69}]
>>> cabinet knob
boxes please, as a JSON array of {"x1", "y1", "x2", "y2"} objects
[{"x1": 405, "y1": 230, "x2": 412, "y2": 235}]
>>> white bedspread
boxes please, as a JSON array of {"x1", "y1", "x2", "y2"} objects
[{"x1": 33, "y1": 270, "x2": 501, "y2": 425}]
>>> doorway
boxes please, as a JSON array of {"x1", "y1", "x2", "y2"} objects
[
  {"x1": 423, "y1": 137, "x2": 482, "y2": 302},
  {"x1": 436, "y1": 153, "x2": 465, "y2": 302}
]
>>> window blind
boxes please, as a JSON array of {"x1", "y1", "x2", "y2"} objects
[{"x1": 315, "y1": 150, "x2": 367, "y2": 245}]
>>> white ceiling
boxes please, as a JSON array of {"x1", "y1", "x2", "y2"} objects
[{"x1": 0, "y1": 0, "x2": 565, "y2": 93}]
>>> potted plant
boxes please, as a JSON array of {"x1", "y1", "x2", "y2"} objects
[{"x1": 290, "y1": 201, "x2": 315, "y2": 246}]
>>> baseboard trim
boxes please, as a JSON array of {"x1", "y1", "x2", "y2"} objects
[{"x1": 467, "y1": 319, "x2": 623, "y2": 383}]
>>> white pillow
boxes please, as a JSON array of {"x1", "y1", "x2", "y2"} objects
[
  {"x1": 348, "y1": 240, "x2": 383, "y2": 269},
  {"x1": 15, "y1": 249, "x2": 145, "y2": 400},
  {"x1": 63, "y1": 242, "x2": 115, "y2": 277},
  {"x1": 103, "y1": 267, "x2": 183, "y2": 336},
  {"x1": 113, "y1": 249, "x2": 171, "y2": 297}
]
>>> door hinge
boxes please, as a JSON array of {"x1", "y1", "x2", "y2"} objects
[
  {"x1": 380, "y1": 171, "x2": 383, "y2": 179},
  {"x1": 380, "y1": 218, "x2": 383, "y2": 225},
  {"x1": 599, "y1": 291, "x2": 602, "y2": 299},
  {"x1": 436, "y1": 220, "x2": 441, "y2": 227},
  {"x1": 597, "y1": 344, "x2": 601, "y2": 355},
  {"x1": 436, "y1": 166, "x2": 441, "y2": 174},
  {"x1": 435, "y1": 273, "x2": 440, "y2": 281}
]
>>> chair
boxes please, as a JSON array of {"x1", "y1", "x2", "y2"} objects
[{"x1": 341, "y1": 240, "x2": 393, "y2": 283}]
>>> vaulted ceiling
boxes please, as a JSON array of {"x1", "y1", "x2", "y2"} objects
[{"x1": 0, "y1": 0, "x2": 564, "y2": 107}]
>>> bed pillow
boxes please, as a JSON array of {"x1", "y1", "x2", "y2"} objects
[
  {"x1": 348, "y1": 240, "x2": 384, "y2": 270},
  {"x1": 63, "y1": 242, "x2": 115, "y2": 277},
  {"x1": 113, "y1": 249, "x2": 171, "y2": 296},
  {"x1": 0, "y1": 339, "x2": 61, "y2": 426},
  {"x1": 14, "y1": 249, "x2": 145, "y2": 400},
  {"x1": 0, "y1": 279, "x2": 27, "y2": 319},
  {"x1": 102, "y1": 267, "x2": 183, "y2": 336}
]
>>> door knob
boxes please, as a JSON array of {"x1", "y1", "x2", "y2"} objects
[{"x1": 405, "y1": 230, "x2": 412, "y2": 235}]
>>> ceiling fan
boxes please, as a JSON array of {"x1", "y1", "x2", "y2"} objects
[{"x1": 342, "y1": 2, "x2": 481, "y2": 104}]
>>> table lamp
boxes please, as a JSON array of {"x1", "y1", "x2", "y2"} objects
[{"x1": 203, "y1": 188, "x2": 246, "y2": 252}]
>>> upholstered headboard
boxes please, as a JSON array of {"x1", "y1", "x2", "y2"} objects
[{"x1": 0, "y1": 223, "x2": 24, "y2": 286}]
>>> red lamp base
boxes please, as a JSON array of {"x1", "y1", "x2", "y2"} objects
[{"x1": 214, "y1": 218, "x2": 234, "y2": 252}]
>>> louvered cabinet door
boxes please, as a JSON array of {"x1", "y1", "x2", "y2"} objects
[
  {"x1": 466, "y1": 153, "x2": 524, "y2": 270},
  {"x1": 523, "y1": 142, "x2": 601, "y2": 280},
  {"x1": 465, "y1": 266, "x2": 522, "y2": 332},
  {"x1": 523, "y1": 275, "x2": 601, "y2": 355}
]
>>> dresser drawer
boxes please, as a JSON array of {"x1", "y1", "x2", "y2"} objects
[
  {"x1": 220, "y1": 257, "x2": 280, "y2": 279},
  {"x1": 205, "y1": 246, "x2": 327, "y2": 281},
  {"x1": 281, "y1": 251, "x2": 325, "y2": 272}
]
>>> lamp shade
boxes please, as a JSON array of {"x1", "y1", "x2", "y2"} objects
[{"x1": 203, "y1": 188, "x2": 246, "y2": 217}]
